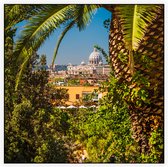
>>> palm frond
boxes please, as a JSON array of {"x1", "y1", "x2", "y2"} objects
[
  {"x1": 51, "y1": 4, "x2": 99, "y2": 67},
  {"x1": 14, "y1": 5, "x2": 72, "y2": 64},
  {"x1": 5, "y1": 4, "x2": 41, "y2": 30},
  {"x1": 14, "y1": 5, "x2": 73, "y2": 58},
  {"x1": 114, "y1": 5, "x2": 161, "y2": 75},
  {"x1": 14, "y1": 5, "x2": 75, "y2": 90},
  {"x1": 52, "y1": 20, "x2": 76, "y2": 67},
  {"x1": 94, "y1": 44, "x2": 109, "y2": 63},
  {"x1": 14, "y1": 4, "x2": 100, "y2": 89},
  {"x1": 15, "y1": 48, "x2": 32, "y2": 90},
  {"x1": 73, "y1": 5, "x2": 99, "y2": 31},
  {"x1": 15, "y1": 28, "x2": 56, "y2": 90},
  {"x1": 115, "y1": 4, "x2": 161, "y2": 51}
]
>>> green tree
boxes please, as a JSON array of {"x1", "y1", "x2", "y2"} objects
[
  {"x1": 40, "y1": 54, "x2": 47, "y2": 70},
  {"x1": 4, "y1": 5, "x2": 70, "y2": 163},
  {"x1": 50, "y1": 87, "x2": 69, "y2": 106},
  {"x1": 5, "y1": 53, "x2": 70, "y2": 162},
  {"x1": 67, "y1": 79, "x2": 80, "y2": 86},
  {"x1": 5, "y1": 4, "x2": 164, "y2": 162}
]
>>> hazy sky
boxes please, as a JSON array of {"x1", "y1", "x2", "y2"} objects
[{"x1": 15, "y1": 7, "x2": 111, "y2": 65}]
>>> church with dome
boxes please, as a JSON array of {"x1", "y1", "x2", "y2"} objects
[
  {"x1": 89, "y1": 48, "x2": 103, "y2": 65},
  {"x1": 67, "y1": 47, "x2": 110, "y2": 76}
]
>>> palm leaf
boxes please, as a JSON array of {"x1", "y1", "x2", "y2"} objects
[
  {"x1": 94, "y1": 44, "x2": 109, "y2": 63},
  {"x1": 51, "y1": 4, "x2": 99, "y2": 66},
  {"x1": 5, "y1": 4, "x2": 41, "y2": 31},
  {"x1": 115, "y1": 4, "x2": 161, "y2": 51},
  {"x1": 114, "y1": 5, "x2": 161, "y2": 74},
  {"x1": 14, "y1": 5, "x2": 73, "y2": 58},
  {"x1": 15, "y1": 28, "x2": 57, "y2": 91},
  {"x1": 14, "y1": 5, "x2": 75, "y2": 90},
  {"x1": 73, "y1": 4, "x2": 99, "y2": 31},
  {"x1": 51, "y1": 20, "x2": 76, "y2": 67},
  {"x1": 14, "y1": 5, "x2": 99, "y2": 89}
]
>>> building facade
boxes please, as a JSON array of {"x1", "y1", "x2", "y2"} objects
[
  {"x1": 56, "y1": 86, "x2": 106, "y2": 105},
  {"x1": 67, "y1": 47, "x2": 110, "y2": 76}
]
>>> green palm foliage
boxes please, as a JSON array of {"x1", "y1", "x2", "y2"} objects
[
  {"x1": 51, "y1": 20, "x2": 76, "y2": 68},
  {"x1": 14, "y1": 5, "x2": 74, "y2": 90},
  {"x1": 73, "y1": 4, "x2": 98, "y2": 31},
  {"x1": 51, "y1": 5, "x2": 98, "y2": 67},
  {"x1": 116, "y1": 5, "x2": 161, "y2": 51},
  {"x1": 5, "y1": 5, "x2": 41, "y2": 31},
  {"x1": 13, "y1": 4, "x2": 99, "y2": 90},
  {"x1": 114, "y1": 5, "x2": 161, "y2": 74}
]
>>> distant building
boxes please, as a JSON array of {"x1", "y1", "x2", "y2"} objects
[
  {"x1": 67, "y1": 47, "x2": 110, "y2": 76},
  {"x1": 88, "y1": 47, "x2": 103, "y2": 65},
  {"x1": 48, "y1": 64, "x2": 67, "y2": 71},
  {"x1": 55, "y1": 86, "x2": 106, "y2": 105},
  {"x1": 55, "y1": 65, "x2": 67, "y2": 71}
]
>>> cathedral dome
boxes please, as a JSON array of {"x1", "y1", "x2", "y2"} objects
[
  {"x1": 81, "y1": 61, "x2": 86, "y2": 65},
  {"x1": 89, "y1": 47, "x2": 103, "y2": 65}
]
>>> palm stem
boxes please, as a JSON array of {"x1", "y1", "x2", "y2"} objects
[{"x1": 51, "y1": 20, "x2": 75, "y2": 68}]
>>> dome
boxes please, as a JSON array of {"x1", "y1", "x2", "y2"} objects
[
  {"x1": 89, "y1": 48, "x2": 103, "y2": 65},
  {"x1": 81, "y1": 61, "x2": 86, "y2": 65}
]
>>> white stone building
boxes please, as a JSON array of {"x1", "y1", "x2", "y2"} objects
[{"x1": 67, "y1": 47, "x2": 110, "y2": 76}]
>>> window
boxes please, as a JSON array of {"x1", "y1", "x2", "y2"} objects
[
  {"x1": 92, "y1": 93, "x2": 98, "y2": 102},
  {"x1": 76, "y1": 94, "x2": 80, "y2": 99}
]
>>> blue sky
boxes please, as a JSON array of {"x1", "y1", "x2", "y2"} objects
[{"x1": 15, "y1": 7, "x2": 111, "y2": 65}]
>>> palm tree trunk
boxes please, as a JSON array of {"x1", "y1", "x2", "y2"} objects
[
  {"x1": 108, "y1": 6, "x2": 163, "y2": 160},
  {"x1": 108, "y1": 7, "x2": 131, "y2": 81},
  {"x1": 133, "y1": 7, "x2": 164, "y2": 158}
]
